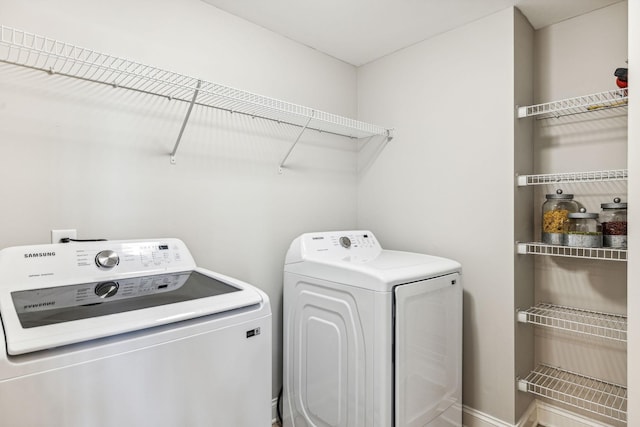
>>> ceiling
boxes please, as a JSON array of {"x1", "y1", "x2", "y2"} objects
[{"x1": 201, "y1": 0, "x2": 623, "y2": 66}]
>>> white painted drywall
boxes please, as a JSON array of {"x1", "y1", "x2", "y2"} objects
[
  {"x1": 513, "y1": 8, "x2": 536, "y2": 420},
  {"x1": 626, "y1": 0, "x2": 638, "y2": 425},
  {"x1": 357, "y1": 8, "x2": 519, "y2": 423},
  {"x1": 0, "y1": 0, "x2": 359, "y2": 400}
]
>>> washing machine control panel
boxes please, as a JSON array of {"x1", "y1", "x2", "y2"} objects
[
  {"x1": 302, "y1": 231, "x2": 382, "y2": 261},
  {"x1": 2, "y1": 239, "x2": 196, "y2": 285}
]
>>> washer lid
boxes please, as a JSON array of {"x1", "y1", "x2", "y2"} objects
[
  {"x1": 284, "y1": 231, "x2": 461, "y2": 291},
  {"x1": 0, "y1": 267, "x2": 265, "y2": 355}
]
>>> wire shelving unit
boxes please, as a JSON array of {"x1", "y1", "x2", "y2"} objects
[
  {"x1": 517, "y1": 303, "x2": 627, "y2": 342},
  {"x1": 516, "y1": 84, "x2": 629, "y2": 426},
  {"x1": 517, "y1": 89, "x2": 628, "y2": 119},
  {"x1": 518, "y1": 364, "x2": 627, "y2": 423},
  {"x1": 517, "y1": 169, "x2": 628, "y2": 187},
  {"x1": 516, "y1": 242, "x2": 627, "y2": 261},
  {"x1": 0, "y1": 25, "x2": 393, "y2": 166}
]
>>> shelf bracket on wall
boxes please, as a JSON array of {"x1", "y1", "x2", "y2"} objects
[
  {"x1": 170, "y1": 80, "x2": 202, "y2": 164},
  {"x1": 278, "y1": 111, "x2": 315, "y2": 174}
]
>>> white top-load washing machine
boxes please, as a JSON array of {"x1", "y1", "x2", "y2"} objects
[
  {"x1": 283, "y1": 231, "x2": 462, "y2": 427},
  {"x1": 0, "y1": 238, "x2": 271, "y2": 427}
]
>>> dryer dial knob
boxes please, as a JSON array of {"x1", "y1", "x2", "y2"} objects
[
  {"x1": 95, "y1": 281, "x2": 119, "y2": 298},
  {"x1": 339, "y1": 236, "x2": 352, "y2": 248},
  {"x1": 95, "y1": 250, "x2": 119, "y2": 269}
]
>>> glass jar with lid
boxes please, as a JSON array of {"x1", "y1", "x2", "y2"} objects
[
  {"x1": 542, "y1": 189, "x2": 579, "y2": 245},
  {"x1": 600, "y1": 197, "x2": 627, "y2": 248},
  {"x1": 564, "y1": 208, "x2": 602, "y2": 248}
]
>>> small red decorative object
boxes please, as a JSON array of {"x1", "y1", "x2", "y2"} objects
[{"x1": 614, "y1": 68, "x2": 628, "y2": 88}]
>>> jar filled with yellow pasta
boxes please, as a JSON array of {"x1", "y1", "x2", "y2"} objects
[{"x1": 542, "y1": 189, "x2": 578, "y2": 245}]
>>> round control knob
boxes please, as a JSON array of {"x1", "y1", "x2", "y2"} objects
[
  {"x1": 95, "y1": 250, "x2": 119, "y2": 269},
  {"x1": 339, "y1": 236, "x2": 352, "y2": 249},
  {"x1": 95, "y1": 281, "x2": 119, "y2": 298}
]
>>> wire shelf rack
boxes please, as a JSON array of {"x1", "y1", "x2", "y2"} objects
[
  {"x1": 518, "y1": 364, "x2": 627, "y2": 423},
  {"x1": 517, "y1": 89, "x2": 628, "y2": 119},
  {"x1": 0, "y1": 25, "x2": 393, "y2": 165},
  {"x1": 517, "y1": 169, "x2": 628, "y2": 186},
  {"x1": 517, "y1": 303, "x2": 627, "y2": 342},
  {"x1": 517, "y1": 242, "x2": 627, "y2": 261}
]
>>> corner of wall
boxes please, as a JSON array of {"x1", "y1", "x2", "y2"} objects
[{"x1": 513, "y1": 5, "x2": 536, "y2": 423}]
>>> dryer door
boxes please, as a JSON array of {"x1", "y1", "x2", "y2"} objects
[{"x1": 394, "y1": 273, "x2": 462, "y2": 427}]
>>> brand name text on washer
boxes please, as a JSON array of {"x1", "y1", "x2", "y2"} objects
[{"x1": 24, "y1": 252, "x2": 56, "y2": 258}]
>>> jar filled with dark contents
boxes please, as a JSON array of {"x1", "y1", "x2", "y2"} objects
[
  {"x1": 600, "y1": 197, "x2": 627, "y2": 248},
  {"x1": 564, "y1": 208, "x2": 602, "y2": 248},
  {"x1": 542, "y1": 189, "x2": 578, "y2": 245}
]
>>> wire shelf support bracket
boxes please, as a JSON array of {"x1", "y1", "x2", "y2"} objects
[
  {"x1": 0, "y1": 24, "x2": 393, "y2": 168},
  {"x1": 277, "y1": 124, "x2": 394, "y2": 174},
  {"x1": 170, "y1": 80, "x2": 201, "y2": 164},
  {"x1": 278, "y1": 112, "x2": 314, "y2": 174}
]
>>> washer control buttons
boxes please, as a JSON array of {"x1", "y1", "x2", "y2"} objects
[
  {"x1": 339, "y1": 236, "x2": 352, "y2": 249},
  {"x1": 95, "y1": 250, "x2": 119, "y2": 269},
  {"x1": 94, "y1": 281, "x2": 119, "y2": 298}
]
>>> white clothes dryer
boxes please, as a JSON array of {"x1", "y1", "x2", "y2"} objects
[{"x1": 283, "y1": 230, "x2": 462, "y2": 427}]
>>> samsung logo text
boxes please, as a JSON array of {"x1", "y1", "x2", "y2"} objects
[{"x1": 24, "y1": 252, "x2": 56, "y2": 258}]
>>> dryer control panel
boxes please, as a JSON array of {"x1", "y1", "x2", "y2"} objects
[{"x1": 295, "y1": 230, "x2": 382, "y2": 263}]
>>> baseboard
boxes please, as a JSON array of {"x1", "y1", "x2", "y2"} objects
[
  {"x1": 272, "y1": 397, "x2": 278, "y2": 425},
  {"x1": 463, "y1": 405, "x2": 521, "y2": 427},
  {"x1": 535, "y1": 401, "x2": 616, "y2": 427},
  {"x1": 463, "y1": 400, "x2": 616, "y2": 427}
]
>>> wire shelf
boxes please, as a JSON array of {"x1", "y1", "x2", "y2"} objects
[
  {"x1": 517, "y1": 169, "x2": 628, "y2": 186},
  {"x1": 517, "y1": 303, "x2": 627, "y2": 342},
  {"x1": 517, "y1": 242, "x2": 627, "y2": 261},
  {"x1": 0, "y1": 25, "x2": 392, "y2": 140},
  {"x1": 517, "y1": 89, "x2": 628, "y2": 119},
  {"x1": 518, "y1": 364, "x2": 627, "y2": 422}
]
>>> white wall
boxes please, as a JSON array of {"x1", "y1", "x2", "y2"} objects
[
  {"x1": 357, "y1": 8, "x2": 519, "y2": 424},
  {"x1": 627, "y1": 0, "x2": 639, "y2": 424},
  {"x1": 0, "y1": 0, "x2": 360, "y2": 400},
  {"x1": 513, "y1": 8, "x2": 535, "y2": 419}
]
